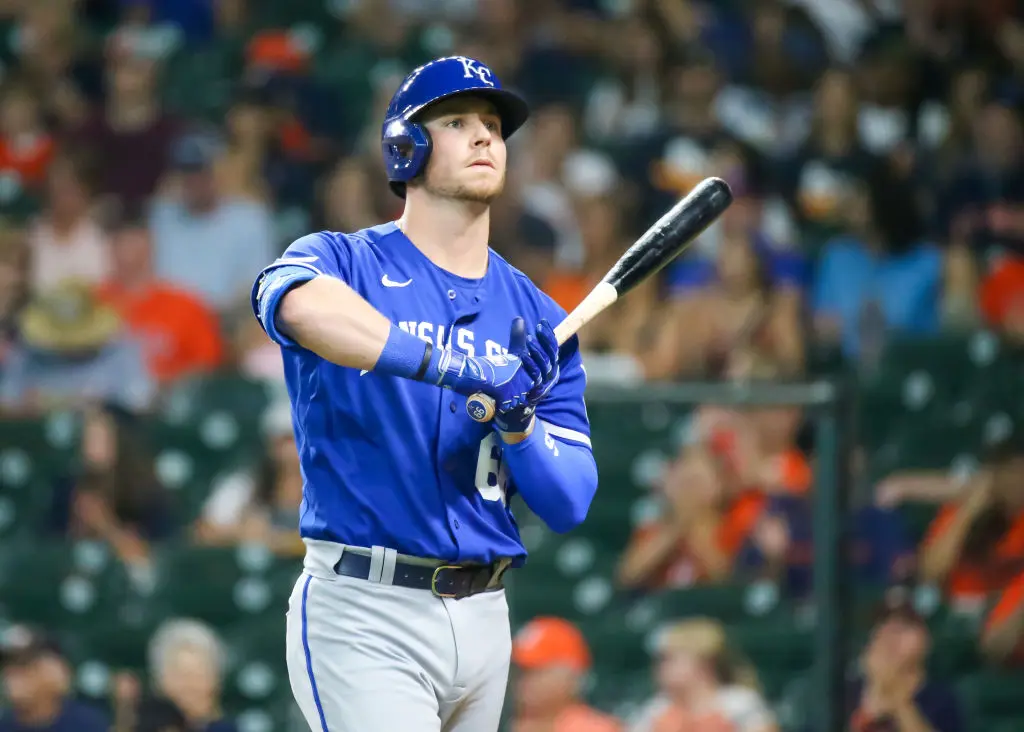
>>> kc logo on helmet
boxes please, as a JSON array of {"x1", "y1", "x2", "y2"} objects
[{"x1": 456, "y1": 57, "x2": 495, "y2": 87}]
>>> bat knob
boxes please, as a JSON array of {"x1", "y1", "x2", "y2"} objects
[{"x1": 466, "y1": 393, "x2": 496, "y2": 423}]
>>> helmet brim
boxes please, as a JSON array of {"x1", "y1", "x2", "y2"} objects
[{"x1": 402, "y1": 87, "x2": 530, "y2": 140}]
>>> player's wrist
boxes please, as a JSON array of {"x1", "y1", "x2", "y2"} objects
[
  {"x1": 374, "y1": 324, "x2": 439, "y2": 382},
  {"x1": 495, "y1": 407, "x2": 536, "y2": 443},
  {"x1": 497, "y1": 420, "x2": 535, "y2": 444}
]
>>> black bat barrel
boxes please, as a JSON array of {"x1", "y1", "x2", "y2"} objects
[{"x1": 603, "y1": 177, "x2": 733, "y2": 296}]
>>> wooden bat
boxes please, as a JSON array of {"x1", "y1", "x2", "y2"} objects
[{"x1": 466, "y1": 176, "x2": 734, "y2": 423}]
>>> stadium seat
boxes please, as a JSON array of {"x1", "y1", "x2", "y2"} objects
[
  {"x1": 222, "y1": 617, "x2": 288, "y2": 712},
  {"x1": 0, "y1": 541, "x2": 131, "y2": 631},
  {"x1": 958, "y1": 670, "x2": 1024, "y2": 725},
  {"x1": 149, "y1": 545, "x2": 292, "y2": 629},
  {"x1": 160, "y1": 374, "x2": 272, "y2": 439}
]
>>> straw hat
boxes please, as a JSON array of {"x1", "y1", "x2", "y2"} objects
[{"x1": 19, "y1": 281, "x2": 121, "y2": 353}]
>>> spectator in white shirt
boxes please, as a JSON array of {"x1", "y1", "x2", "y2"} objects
[
  {"x1": 28, "y1": 152, "x2": 110, "y2": 296},
  {"x1": 149, "y1": 132, "x2": 276, "y2": 314}
]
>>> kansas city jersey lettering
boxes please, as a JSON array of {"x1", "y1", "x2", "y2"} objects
[
  {"x1": 396, "y1": 321, "x2": 507, "y2": 357},
  {"x1": 250, "y1": 223, "x2": 592, "y2": 566}
]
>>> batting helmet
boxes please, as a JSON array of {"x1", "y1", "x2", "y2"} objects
[{"x1": 381, "y1": 56, "x2": 530, "y2": 198}]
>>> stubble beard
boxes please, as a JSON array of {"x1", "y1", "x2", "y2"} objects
[{"x1": 423, "y1": 169, "x2": 506, "y2": 205}]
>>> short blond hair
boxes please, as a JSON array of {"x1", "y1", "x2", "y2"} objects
[{"x1": 657, "y1": 617, "x2": 761, "y2": 691}]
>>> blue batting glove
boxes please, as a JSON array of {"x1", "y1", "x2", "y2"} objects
[
  {"x1": 494, "y1": 319, "x2": 561, "y2": 436},
  {"x1": 433, "y1": 319, "x2": 539, "y2": 412}
]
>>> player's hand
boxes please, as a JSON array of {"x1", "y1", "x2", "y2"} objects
[
  {"x1": 434, "y1": 319, "x2": 539, "y2": 412},
  {"x1": 494, "y1": 318, "x2": 560, "y2": 436}
]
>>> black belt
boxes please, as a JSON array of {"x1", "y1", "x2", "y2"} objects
[{"x1": 333, "y1": 552, "x2": 511, "y2": 600}]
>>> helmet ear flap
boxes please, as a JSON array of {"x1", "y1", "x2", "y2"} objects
[{"x1": 381, "y1": 118, "x2": 432, "y2": 197}]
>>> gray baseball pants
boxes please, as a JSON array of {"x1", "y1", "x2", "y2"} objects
[{"x1": 285, "y1": 539, "x2": 512, "y2": 732}]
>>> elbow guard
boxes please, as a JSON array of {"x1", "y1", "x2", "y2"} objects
[{"x1": 252, "y1": 264, "x2": 319, "y2": 347}]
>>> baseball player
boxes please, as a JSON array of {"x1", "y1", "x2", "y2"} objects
[{"x1": 250, "y1": 56, "x2": 599, "y2": 732}]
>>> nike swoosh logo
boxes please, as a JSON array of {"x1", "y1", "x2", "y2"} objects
[
  {"x1": 359, "y1": 369, "x2": 369, "y2": 376},
  {"x1": 382, "y1": 274, "x2": 413, "y2": 288}
]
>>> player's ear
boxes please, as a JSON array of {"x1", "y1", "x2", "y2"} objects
[{"x1": 507, "y1": 317, "x2": 527, "y2": 353}]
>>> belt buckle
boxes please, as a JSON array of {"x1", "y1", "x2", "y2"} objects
[{"x1": 431, "y1": 565, "x2": 462, "y2": 599}]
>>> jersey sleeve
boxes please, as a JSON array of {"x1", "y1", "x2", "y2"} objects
[
  {"x1": 536, "y1": 331, "x2": 592, "y2": 449},
  {"x1": 250, "y1": 231, "x2": 353, "y2": 348}
]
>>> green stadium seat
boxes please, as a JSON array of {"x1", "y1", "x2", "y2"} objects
[
  {"x1": 581, "y1": 614, "x2": 653, "y2": 676},
  {"x1": 223, "y1": 618, "x2": 288, "y2": 712},
  {"x1": 958, "y1": 670, "x2": 1024, "y2": 722},
  {"x1": 728, "y1": 621, "x2": 813, "y2": 677},
  {"x1": 149, "y1": 545, "x2": 291, "y2": 629},
  {"x1": 149, "y1": 421, "x2": 259, "y2": 525},
  {"x1": 65, "y1": 616, "x2": 159, "y2": 674},
  {"x1": 247, "y1": 0, "x2": 336, "y2": 30},
  {"x1": 655, "y1": 583, "x2": 790, "y2": 625},
  {"x1": 0, "y1": 414, "x2": 81, "y2": 478},
  {"x1": 507, "y1": 576, "x2": 607, "y2": 625},
  {"x1": 0, "y1": 541, "x2": 131, "y2": 630},
  {"x1": 161, "y1": 374, "x2": 272, "y2": 439},
  {"x1": 586, "y1": 668, "x2": 654, "y2": 720}
]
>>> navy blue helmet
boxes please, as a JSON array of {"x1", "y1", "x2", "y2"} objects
[{"x1": 381, "y1": 56, "x2": 529, "y2": 198}]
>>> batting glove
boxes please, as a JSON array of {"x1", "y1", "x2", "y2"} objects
[
  {"x1": 434, "y1": 319, "x2": 539, "y2": 413},
  {"x1": 494, "y1": 318, "x2": 560, "y2": 438}
]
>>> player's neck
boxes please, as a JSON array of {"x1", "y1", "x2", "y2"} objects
[{"x1": 397, "y1": 198, "x2": 490, "y2": 279}]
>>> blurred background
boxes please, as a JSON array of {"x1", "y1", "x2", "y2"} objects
[{"x1": 2, "y1": 0, "x2": 1024, "y2": 730}]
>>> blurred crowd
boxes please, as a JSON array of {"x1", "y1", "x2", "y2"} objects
[{"x1": 2, "y1": 0, "x2": 1024, "y2": 730}]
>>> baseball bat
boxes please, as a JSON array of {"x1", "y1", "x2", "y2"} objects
[{"x1": 466, "y1": 176, "x2": 734, "y2": 423}]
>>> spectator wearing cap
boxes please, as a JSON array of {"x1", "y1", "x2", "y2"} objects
[
  {"x1": 69, "y1": 26, "x2": 182, "y2": 211},
  {"x1": 192, "y1": 399, "x2": 303, "y2": 556},
  {"x1": 149, "y1": 131, "x2": 276, "y2": 314},
  {"x1": 0, "y1": 626, "x2": 110, "y2": 732},
  {"x1": 96, "y1": 212, "x2": 225, "y2": 385},
  {"x1": 511, "y1": 617, "x2": 623, "y2": 732},
  {"x1": 846, "y1": 592, "x2": 964, "y2": 732},
  {"x1": 0, "y1": 281, "x2": 155, "y2": 416},
  {"x1": 630, "y1": 617, "x2": 777, "y2": 732},
  {"x1": 147, "y1": 620, "x2": 237, "y2": 732}
]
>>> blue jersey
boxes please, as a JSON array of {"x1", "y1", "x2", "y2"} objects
[{"x1": 251, "y1": 222, "x2": 592, "y2": 565}]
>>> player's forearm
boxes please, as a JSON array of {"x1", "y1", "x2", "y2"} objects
[
  {"x1": 502, "y1": 426, "x2": 598, "y2": 533},
  {"x1": 277, "y1": 276, "x2": 392, "y2": 370}
]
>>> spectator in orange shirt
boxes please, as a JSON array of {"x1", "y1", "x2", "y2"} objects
[
  {"x1": 616, "y1": 446, "x2": 765, "y2": 591},
  {"x1": 0, "y1": 77, "x2": 55, "y2": 191},
  {"x1": 919, "y1": 436, "x2": 1024, "y2": 611},
  {"x1": 629, "y1": 618, "x2": 777, "y2": 732},
  {"x1": 96, "y1": 214, "x2": 224, "y2": 385},
  {"x1": 511, "y1": 617, "x2": 623, "y2": 732},
  {"x1": 981, "y1": 570, "x2": 1024, "y2": 666},
  {"x1": 980, "y1": 255, "x2": 1024, "y2": 341}
]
